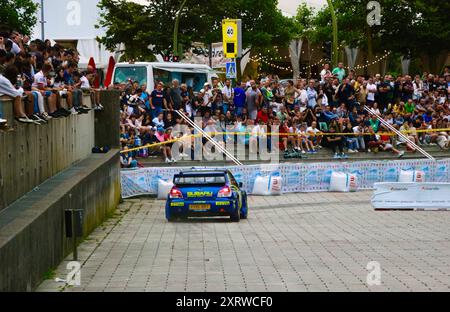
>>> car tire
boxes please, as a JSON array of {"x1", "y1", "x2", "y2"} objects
[
  {"x1": 230, "y1": 203, "x2": 240, "y2": 222},
  {"x1": 240, "y1": 194, "x2": 248, "y2": 219},
  {"x1": 167, "y1": 214, "x2": 178, "y2": 222}
]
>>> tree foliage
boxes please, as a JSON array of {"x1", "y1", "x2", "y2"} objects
[
  {"x1": 0, "y1": 0, "x2": 38, "y2": 35},
  {"x1": 97, "y1": 0, "x2": 295, "y2": 60},
  {"x1": 309, "y1": 0, "x2": 449, "y2": 57}
]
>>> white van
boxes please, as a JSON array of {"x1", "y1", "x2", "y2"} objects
[{"x1": 111, "y1": 62, "x2": 218, "y2": 93}]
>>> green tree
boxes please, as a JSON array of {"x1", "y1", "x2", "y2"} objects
[
  {"x1": 97, "y1": 0, "x2": 295, "y2": 65},
  {"x1": 311, "y1": 0, "x2": 450, "y2": 73},
  {"x1": 0, "y1": 0, "x2": 38, "y2": 35}
]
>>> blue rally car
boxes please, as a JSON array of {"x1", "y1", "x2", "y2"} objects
[{"x1": 166, "y1": 170, "x2": 248, "y2": 222}]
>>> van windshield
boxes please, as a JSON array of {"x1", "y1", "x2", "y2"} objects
[
  {"x1": 113, "y1": 66, "x2": 147, "y2": 86},
  {"x1": 153, "y1": 68, "x2": 207, "y2": 93}
]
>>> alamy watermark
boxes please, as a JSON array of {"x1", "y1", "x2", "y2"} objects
[
  {"x1": 367, "y1": 1, "x2": 382, "y2": 26},
  {"x1": 366, "y1": 261, "x2": 382, "y2": 286},
  {"x1": 55, "y1": 261, "x2": 81, "y2": 287},
  {"x1": 169, "y1": 120, "x2": 281, "y2": 164}
]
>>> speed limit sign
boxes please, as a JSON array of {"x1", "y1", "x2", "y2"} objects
[
  {"x1": 222, "y1": 19, "x2": 242, "y2": 58},
  {"x1": 226, "y1": 26, "x2": 234, "y2": 38}
]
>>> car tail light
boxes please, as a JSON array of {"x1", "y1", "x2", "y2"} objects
[
  {"x1": 169, "y1": 187, "x2": 183, "y2": 199},
  {"x1": 218, "y1": 186, "x2": 232, "y2": 198}
]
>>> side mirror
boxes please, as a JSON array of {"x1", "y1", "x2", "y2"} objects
[{"x1": 238, "y1": 182, "x2": 243, "y2": 188}]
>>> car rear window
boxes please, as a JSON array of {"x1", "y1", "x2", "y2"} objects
[{"x1": 174, "y1": 174, "x2": 226, "y2": 186}]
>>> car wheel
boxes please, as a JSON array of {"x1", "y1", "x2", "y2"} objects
[
  {"x1": 240, "y1": 194, "x2": 248, "y2": 219},
  {"x1": 167, "y1": 214, "x2": 178, "y2": 222},
  {"x1": 230, "y1": 203, "x2": 240, "y2": 222}
]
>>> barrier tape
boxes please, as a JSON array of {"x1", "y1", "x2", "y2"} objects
[{"x1": 120, "y1": 128, "x2": 450, "y2": 154}]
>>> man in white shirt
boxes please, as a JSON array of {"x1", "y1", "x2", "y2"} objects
[
  {"x1": 0, "y1": 72, "x2": 38, "y2": 124},
  {"x1": 306, "y1": 121, "x2": 322, "y2": 148},
  {"x1": 352, "y1": 122, "x2": 366, "y2": 151},
  {"x1": 320, "y1": 63, "x2": 333, "y2": 84},
  {"x1": 221, "y1": 79, "x2": 234, "y2": 114},
  {"x1": 32, "y1": 63, "x2": 59, "y2": 117},
  {"x1": 203, "y1": 83, "x2": 213, "y2": 108},
  {"x1": 366, "y1": 77, "x2": 377, "y2": 106}
]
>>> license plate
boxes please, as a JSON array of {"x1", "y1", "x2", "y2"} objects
[{"x1": 189, "y1": 204, "x2": 210, "y2": 211}]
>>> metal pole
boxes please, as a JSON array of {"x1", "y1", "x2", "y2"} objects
[
  {"x1": 209, "y1": 43, "x2": 213, "y2": 68},
  {"x1": 173, "y1": 0, "x2": 187, "y2": 57},
  {"x1": 326, "y1": 0, "x2": 339, "y2": 66},
  {"x1": 174, "y1": 110, "x2": 244, "y2": 166},
  {"x1": 40, "y1": 0, "x2": 45, "y2": 41},
  {"x1": 71, "y1": 209, "x2": 77, "y2": 261}
]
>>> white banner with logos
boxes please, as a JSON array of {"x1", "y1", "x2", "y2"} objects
[
  {"x1": 372, "y1": 183, "x2": 450, "y2": 210},
  {"x1": 182, "y1": 43, "x2": 231, "y2": 69},
  {"x1": 121, "y1": 159, "x2": 450, "y2": 199}
]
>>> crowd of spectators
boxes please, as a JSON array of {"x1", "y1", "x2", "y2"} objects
[
  {"x1": 0, "y1": 31, "x2": 103, "y2": 127},
  {"x1": 119, "y1": 62, "x2": 450, "y2": 167}
]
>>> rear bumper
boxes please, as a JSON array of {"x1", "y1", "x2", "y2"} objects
[{"x1": 166, "y1": 199, "x2": 237, "y2": 218}]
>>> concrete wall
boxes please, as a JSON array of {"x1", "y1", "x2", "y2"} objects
[
  {"x1": 0, "y1": 151, "x2": 121, "y2": 292},
  {"x1": 0, "y1": 97, "x2": 95, "y2": 211},
  {"x1": 95, "y1": 90, "x2": 121, "y2": 149},
  {"x1": 0, "y1": 90, "x2": 122, "y2": 291},
  {"x1": 0, "y1": 91, "x2": 123, "y2": 211}
]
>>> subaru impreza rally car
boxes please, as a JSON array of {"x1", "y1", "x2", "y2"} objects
[{"x1": 165, "y1": 170, "x2": 248, "y2": 222}]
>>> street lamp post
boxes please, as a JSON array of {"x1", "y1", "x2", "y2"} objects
[
  {"x1": 40, "y1": 0, "x2": 45, "y2": 41},
  {"x1": 173, "y1": 0, "x2": 187, "y2": 58},
  {"x1": 326, "y1": 0, "x2": 339, "y2": 66}
]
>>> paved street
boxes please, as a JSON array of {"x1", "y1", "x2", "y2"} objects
[{"x1": 38, "y1": 191, "x2": 450, "y2": 292}]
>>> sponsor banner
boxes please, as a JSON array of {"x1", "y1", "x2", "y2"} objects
[
  {"x1": 121, "y1": 159, "x2": 450, "y2": 198},
  {"x1": 372, "y1": 183, "x2": 450, "y2": 210},
  {"x1": 182, "y1": 42, "x2": 231, "y2": 69}
]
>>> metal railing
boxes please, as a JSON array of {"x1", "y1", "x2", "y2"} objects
[
  {"x1": 363, "y1": 106, "x2": 435, "y2": 161},
  {"x1": 174, "y1": 110, "x2": 244, "y2": 166}
]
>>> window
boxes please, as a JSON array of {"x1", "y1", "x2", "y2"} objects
[
  {"x1": 113, "y1": 66, "x2": 147, "y2": 86},
  {"x1": 174, "y1": 174, "x2": 226, "y2": 186}
]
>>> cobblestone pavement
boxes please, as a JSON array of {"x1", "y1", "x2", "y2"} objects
[{"x1": 37, "y1": 192, "x2": 450, "y2": 292}]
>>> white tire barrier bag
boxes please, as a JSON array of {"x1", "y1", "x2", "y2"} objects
[
  {"x1": 252, "y1": 174, "x2": 283, "y2": 196},
  {"x1": 158, "y1": 179, "x2": 174, "y2": 200},
  {"x1": 398, "y1": 170, "x2": 425, "y2": 183},
  {"x1": 329, "y1": 172, "x2": 358, "y2": 192}
]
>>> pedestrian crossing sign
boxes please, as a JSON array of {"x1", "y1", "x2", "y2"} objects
[{"x1": 226, "y1": 62, "x2": 237, "y2": 79}]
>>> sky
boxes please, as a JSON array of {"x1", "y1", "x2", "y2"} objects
[
  {"x1": 278, "y1": 0, "x2": 327, "y2": 16},
  {"x1": 129, "y1": 0, "x2": 328, "y2": 16}
]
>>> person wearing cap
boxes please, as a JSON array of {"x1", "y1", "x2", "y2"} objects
[
  {"x1": 203, "y1": 82, "x2": 213, "y2": 110},
  {"x1": 152, "y1": 112, "x2": 165, "y2": 128},
  {"x1": 142, "y1": 126, "x2": 159, "y2": 147}
]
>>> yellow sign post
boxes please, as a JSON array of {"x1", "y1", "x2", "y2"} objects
[{"x1": 222, "y1": 19, "x2": 242, "y2": 59}]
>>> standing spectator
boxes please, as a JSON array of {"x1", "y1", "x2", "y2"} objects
[
  {"x1": 366, "y1": 77, "x2": 377, "y2": 106},
  {"x1": 150, "y1": 82, "x2": 167, "y2": 118},
  {"x1": 221, "y1": 79, "x2": 234, "y2": 114},
  {"x1": 306, "y1": 79, "x2": 318, "y2": 108},
  {"x1": 320, "y1": 63, "x2": 333, "y2": 84},
  {"x1": 246, "y1": 80, "x2": 261, "y2": 121},
  {"x1": 170, "y1": 79, "x2": 182, "y2": 111},
  {"x1": 377, "y1": 75, "x2": 393, "y2": 112},
  {"x1": 332, "y1": 62, "x2": 346, "y2": 83},
  {"x1": 233, "y1": 81, "x2": 246, "y2": 117}
]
